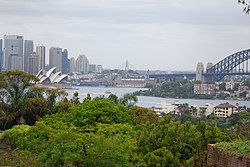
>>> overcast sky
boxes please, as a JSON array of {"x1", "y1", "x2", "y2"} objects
[{"x1": 0, "y1": 0, "x2": 249, "y2": 71}]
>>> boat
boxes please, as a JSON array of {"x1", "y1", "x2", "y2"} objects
[{"x1": 104, "y1": 89, "x2": 111, "y2": 94}]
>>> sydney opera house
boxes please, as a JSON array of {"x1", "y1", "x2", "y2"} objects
[{"x1": 36, "y1": 67, "x2": 70, "y2": 88}]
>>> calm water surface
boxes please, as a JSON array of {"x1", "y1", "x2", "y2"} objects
[{"x1": 66, "y1": 86, "x2": 250, "y2": 108}]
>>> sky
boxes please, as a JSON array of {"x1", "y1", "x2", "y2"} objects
[{"x1": 0, "y1": 0, "x2": 249, "y2": 71}]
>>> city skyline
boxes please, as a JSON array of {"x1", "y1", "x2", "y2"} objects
[{"x1": 0, "y1": 0, "x2": 250, "y2": 71}]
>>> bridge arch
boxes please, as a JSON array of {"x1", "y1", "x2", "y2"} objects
[{"x1": 206, "y1": 49, "x2": 250, "y2": 81}]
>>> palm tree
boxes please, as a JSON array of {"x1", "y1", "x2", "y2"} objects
[
  {"x1": 0, "y1": 70, "x2": 40, "y2": 128},
  {"x1": 119, "y1": 93, "x2": 138, "y2": 108}
]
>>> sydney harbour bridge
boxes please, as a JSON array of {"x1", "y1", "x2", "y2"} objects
[{"x1": 149, "y1": 49, "x2": 250, "y2": 82}]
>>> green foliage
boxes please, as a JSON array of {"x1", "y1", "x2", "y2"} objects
[
  {"x1": 67, "y1": 99, "x2": 133, "y2": 128},
  {"x1": 119, "y1": 93, "x2": 138, "y2": 108},
  {"x1": 217, "y1": 140, "x2": 250, "y2": 157},
  {"x1": 135, "y1": 79, "x2": 195, "y2": 99},
  {"x1": 83, "y1": 93, "x2": 92, "y2": 102},
  {"x1": 23, "y1": 98, "x2": 49, "y2": 124},
  {"x1": 0, "y1": 70, "x2": 70, "y2": 130},
  {"x1": 229, "y1": 118, "x2": 250, "y2": 140},
  {"x1": 44, "y1": 88, "x2": 68, "y2": 114},
  {"x1": 3, "y1": 104, "x2": 135, "y2": 166},
  {"x1": 71, "y1": 92, "x2": 80, "y2": 105},
  {"x1": 107, "y1": 93, "x2": 119, "y2": 104},
  {"x1": 205, "y1": 111, "x2": 250, "y2": 132},
  {"x1": 2, "y1": 95, "x2": 247, "y2": 166},
  {"x1": 145, "y1": 147, "x2": 179, "y2": 167},
  {"x1": 0, "y1": 150, "x2": 43, "y2": 167},
  {"x1": 0, "y1": 70, "x2": 41, "y2": 128},
  {"x1": 136, "y1": 116, "x2": 227, "y2": 166},
  {"x1": 130, "y1": 106, "x2": 159, "y2": 125},
  {"x1": 2, "y1": 125, "x2": 31, "y2": 148}
]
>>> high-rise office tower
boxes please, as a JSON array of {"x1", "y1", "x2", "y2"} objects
[
  {"x1": 28, "y1": 52, "x2": 39, "y2": 74},
  {"x1": 67, "y1": 59, "x2": 70, "y2": 73},
  {"x1": 76, "y1": 54, "x2": 89, "y2": 74},
  {"x1": 3, "y1": 35, "x2": 23, "y2": 70},
  {"x1": 0, "y1": 39, "x2": 2, "y2": 72},
  {"x1": 69, "y1": 57, "x2": 76, "y2": 73},
  {"x1": 36, "y1": 45, "x2": 45, "y2": 71},
  {"x1": 24, "y1": 40, "x2": 34, "y2": 72},
  {"x1": 49, "y1": 47, "x2": 62, "y2": 72},
  {"x1": 62, "y1": 49, "x2": 68, "y2": 74}
]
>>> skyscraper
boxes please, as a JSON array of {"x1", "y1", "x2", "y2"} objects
[
  {"x1": 76, "y1": 54, "x2": 89, "y2": 74},
  {"x1": 49, "y1": 47, "x2": 62, "y2": 72},
  {"x1": 28, "y1": 52, "x2": 39, "y2": 74},
  {"x1": 0, "y1": 39, "x2": 2, "y2": 72},
  {"x1": 24, "y1": 40, "x2": 34, "y2": 72},
  {"x1": 69, "y1": 57, "x2": 76, "y2": 73},
  {"x1": 3, "y1": 35, "x2": 23, "y2": 70},
  {"x1": 62, "y1": 49, "x2": 68, "y2": 74},
  {"x1": 36, "y1": 45, "x2": 46, "y2": 71}
]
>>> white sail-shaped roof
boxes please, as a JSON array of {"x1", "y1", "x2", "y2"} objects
[{"x1": 36, "y1": 67, "x2": 68, "y2": 84}]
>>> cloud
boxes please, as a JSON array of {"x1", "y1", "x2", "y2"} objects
[{"x1": 0, "y1": 0, "x2": 249, "y2": 70}]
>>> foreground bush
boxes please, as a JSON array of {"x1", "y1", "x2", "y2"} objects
[{"x1": 1, "y1": 99, "x2": 231, "y2": 166}]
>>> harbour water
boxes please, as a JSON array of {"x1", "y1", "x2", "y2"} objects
[{"x1": 66, "y1": 86, "x2": 250, "y2": 108}]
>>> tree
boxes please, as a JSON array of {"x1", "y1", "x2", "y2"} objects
[
  {"x1": 145, "y1": 147, "x2": 179, "y2": 167},
  {"x1": 238, "y1": 0, "x2": 250, "y2": 14},
  {"x1": 130, "y1": 106, "x2": 159, "y2": 125},
  {"x1": 70, "y1": 92, "x2": 80, "y2": 106},
  {"x1": 44, "y1": 88, "x2": 67, "y2": 114},
  {"x1": 119, "y1": 93, "x2": 138, "y2": 108},
  {"x1": 83, "y1": 93, "x2": 92, "y2": 102},
  {"x1": 0, "y1": 70, "x2": 40, "y2": 128},
  {"x1": 229, "y1": 119, "x2": 250, "y2": 139},
  {"x1": 107, "y1": 94, "x2": 119, "y2": 104},
  {"x1": 219, "y1": 82, "x2": 226, "y2": 91}
]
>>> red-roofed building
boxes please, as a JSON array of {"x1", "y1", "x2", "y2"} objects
[{"x1": 213, "y1": 102, "x2": 236, "y2": 118}]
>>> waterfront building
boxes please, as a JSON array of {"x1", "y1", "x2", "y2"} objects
[
  {"x1": 28, "y1": 52, "x2": 39, "y2": 74},
  {"x1": 37, "y1": 67, "x2": 68, "y2": 84},
  {"x1": 49, "y1": 47, "x2": 62, "y2": 72},
  {"x1": 62, "y1": 49, "x2": 68, "y2": 74},
  {"x1": 69, "y1": 57, "x2": 76, "y2": 73},
  {"x1": 116, "y1": 78, "x2": 146, "y2": 88},
  {"x1": 3, "y1": 35, "x2": 23, "y2": 70},
  {"x1": 152, "y1": 101, "x2": 177, "y2": 116},
  {"x1": 197, "y1": 103, "x2": 215, "y2": 117},
  {"x1": 36, "y1": 67, "x2": 71, "y2": 89},
  {"x1": 76, "y1": 54, "x2": 89, "y2": 74},
  {"x1": 36, "y1": 45, "x2": 46, "y2": 71},
  {"x1": 24, "y1": 40, "x2": 34, "y2": 72},
  {"x1": 0, "y1": 39, "x2": 2, "y2": 72},
  {"x1": 196, "y1": 62, "x2": 204, "y2": 82},
  {"x1": 194, "y1": 84, "x2": 216, "y2": 95},
  {"x1": 213, "y1": 102, "x2": 236, "y2": 117},
  {"x1": 97, "y1": 65, "x2": 103, "y2": 73}
]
